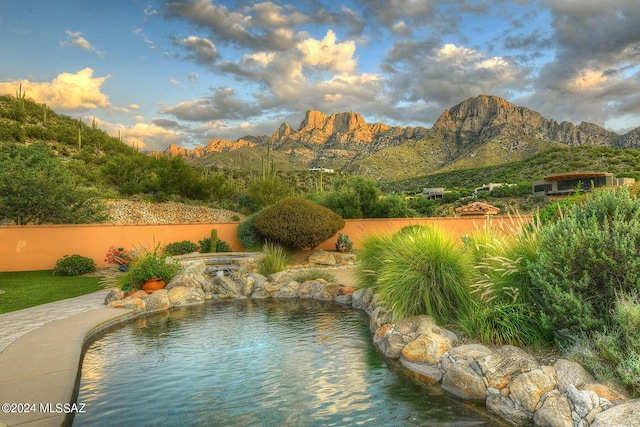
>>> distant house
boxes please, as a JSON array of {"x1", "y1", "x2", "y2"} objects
[
  {"x1": 474, "y1": 182, "x2": 516, "y2": 194},
  {"x1": 422, "y1": 188, "x2": 448, "y2": 199},
  {"x1": 532, "y1": 172, "x2": 635, "y2": 195},
  {"x1": 455, "y1": 202, "x2": 500, "y2": 216},
  {"x1": 308, "y1": 167, "x2": 335, "y2": 173}
]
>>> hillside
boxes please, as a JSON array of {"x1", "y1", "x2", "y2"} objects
[
  {"x1": 3, "y1": 92, "x2": 640, "y2": 202},
  {"x1": 382, "y1": 145, "x2": 640, "y2": 193},
  {"x1": 162, "y1": 94, "x2": 640, "y2": 182}
]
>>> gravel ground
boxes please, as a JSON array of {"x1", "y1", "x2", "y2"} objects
[{"x1": 105, "y1": 199, "x2": 245, "y2": 224}]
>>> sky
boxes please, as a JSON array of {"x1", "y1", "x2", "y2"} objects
[{"x1": 1, "y1": 0, "x2": 640, "y2": 151}]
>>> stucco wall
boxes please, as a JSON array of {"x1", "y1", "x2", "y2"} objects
[{"x1": 0, "y1": 216, "x2": 529, "y2": 272}]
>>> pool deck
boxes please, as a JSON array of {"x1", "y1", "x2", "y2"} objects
[{"x1": 0, "y1": 291, "x2": 135, "y2": 427}]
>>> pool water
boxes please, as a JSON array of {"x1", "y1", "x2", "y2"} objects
[{"x1": 73, "y1": 299, "x2": 499, "y2": 426}]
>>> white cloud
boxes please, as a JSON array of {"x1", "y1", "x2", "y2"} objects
[
  {"x1": 297, "y1": 30, "x2": 357, "y2": 72},
  {"x1": 0, "y1": 68, "x2": 111, "y2": 111},
  {"x1": 122, "y1": 123, "x2": 181, "y2": 151},
  {"x1": 60, "y1": 30, "x2": 105, "y2": 57}
]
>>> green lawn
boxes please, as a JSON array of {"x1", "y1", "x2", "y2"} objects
[{"x1": 0, "y1": 270, "x2": 104, "y2": 314}]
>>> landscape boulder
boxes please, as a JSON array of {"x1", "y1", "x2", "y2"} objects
[
  {"x1": 478, "y1": 345, "x2": 538, "y2": 389},
  {"x1": 308, "y1": 250, "x2": 336, "y2": 266},
  {"x1": 532, "y1": 390, "x2": 573, "y2": 427},
  {"x1": 591, "y1": 399, "x2": 640, "y2": 427},
  {"x1": 168, "y1": 286, "x2": 205, "y2": 306},
  {"x1": 167, "y1": 260, "x2": 208, "y2": 291},
  {"x1": 144, "y1": 290, "x2": 171, "y2": 312},
  {"x1": 441, "y1": 357, "x2": 487, "y2": 402},
  {"x1": 554, "y1": 359, "x2": 595, "y2": 393},
  {"x1": 401, "y1": 332, "x2": 452, "y2": 364},
  {"x1": 508, "y1": 367, "x2": 557, "y2": 413}
]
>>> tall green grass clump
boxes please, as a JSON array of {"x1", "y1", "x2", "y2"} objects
[
  {"x1": 258, "y1": 241, "x2": 290, "y2": 276},
  {"x1": 357, "y1": 225, "x2": 472, "y2": 324},
  {"x1": 355, "y1": 232, "x2": 394, "y2": 289},
  {"x1": 460, "y1": 216, "x2": 550, "y2": 347}
]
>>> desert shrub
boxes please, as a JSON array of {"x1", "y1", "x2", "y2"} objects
[
  {"x1": 215, "y1": 239, "x2": 232, "y2": 252},
  {"x1": 294, "y1": 269, "x2": 337, "y2": 283},
  {"x1": 530, "y1": 187, "x2": 640, "y2": 339},
  {"x1": 253, "y1": 197, "x2": 345, "y2": 250},
  {"x1": 335, "y1": 233, "x2": 353, "y2": 252},
  {"x1": 198, "y1": 237, "x2": 232, "y2": 253},
  {"x1": 357, "y1": 226, "x2": 473, "y2": 323},
  {"x1": 258, "y1": 241, "x2": 290, "y2": 276},
  {"x1": 237, "y1": 212, "x2": 264, "y2": 250},
  {"x1": 53, "y1": 254, "x2": 96, "y2": 276},
  {"x1": 164, "y1": 240, "x2": 199, "y2": 256}
]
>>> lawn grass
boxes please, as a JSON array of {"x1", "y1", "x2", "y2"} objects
[{"x1": 0, "y1": 270, "x2": 104, "y2": 314}]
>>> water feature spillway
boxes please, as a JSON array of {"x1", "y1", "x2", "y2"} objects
[{"x1": 73, "y1": 299, "x2": 498, "y2": 426}]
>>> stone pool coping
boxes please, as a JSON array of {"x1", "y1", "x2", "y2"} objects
[{"x1": 0, "y1": 305, "x2": 137, "y2": 427}]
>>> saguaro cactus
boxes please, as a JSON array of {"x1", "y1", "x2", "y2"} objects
[{"x1": 210, "y1": 229, "x2": 218, "y2": 253}]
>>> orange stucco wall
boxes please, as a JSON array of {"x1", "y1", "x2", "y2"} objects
[{"x1": 0, "y1": 216, "x2": 530, "y2": 272}]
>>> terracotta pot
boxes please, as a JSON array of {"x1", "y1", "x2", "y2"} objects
[
  {"x1": 123, "y1": 289, "x2": 136, "y2": 298},
  {"x1": 142, "y1": 278, "x2": 166, "y2": 294}
]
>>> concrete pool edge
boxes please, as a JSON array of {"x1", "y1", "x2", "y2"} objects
[{"x1": 0, "y1": 308, "x2": 137, "y2": 427}]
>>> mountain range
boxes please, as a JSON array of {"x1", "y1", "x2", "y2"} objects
[{"x1": 164, "y1": 94, "x2": 640, "y2": 182}]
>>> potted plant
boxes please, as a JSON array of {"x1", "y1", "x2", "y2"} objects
[
  {"x1": 123, "y1": 246, "x2": 181, "y2": 293},
  {"x1": 105, "y1": 246, "x2": 133, "y2": 272}
]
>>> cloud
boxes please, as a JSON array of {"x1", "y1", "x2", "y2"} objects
[
  {"x1": 382, "y1": 40, "x2": 526, "y2": 122},
  {"x1": 0, "y1": 68, "x2": 111, "y2": 111},
  {"x1": 173, "y1": 35, "x2": 219, "y2": 65},
  {"x1": 161, "y1": 86, "x2": 262, "y2": 121},
  {"x1": 297, "y1": 30, "x2": 357, "y2": 72},
  {"x1": 162, "y1": 0, "x2": 299, "y2": 51},
  {"x1": 525, "y1": 0, "x2": 640, "y2": 125},
  {"x1": 60, "y1": 30, "x2": 105, "y2": 57}
]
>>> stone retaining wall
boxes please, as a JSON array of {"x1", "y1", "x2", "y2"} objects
[{"x1": 104, "y1": 259, "x2": 639, "y2": 427}]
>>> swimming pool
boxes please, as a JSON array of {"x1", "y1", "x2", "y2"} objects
[{"x1": 73, "y1": 299, "x2": 497, "y2": 426}]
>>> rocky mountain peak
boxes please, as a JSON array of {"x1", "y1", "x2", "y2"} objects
[
  {"x1": 298, "y1": 110, "x2": 329, "y2": 131},
  {"x1": 433, "y1": 94, "x2": 546, "y2": 134}
]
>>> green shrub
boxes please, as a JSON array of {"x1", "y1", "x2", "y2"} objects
[
  {"x1": 358, "y1": 226, "x2": 473, "y2": 323},
  {"x1": 237, "y1": 212, "x2": 263, "y2": 250},
  {"x1": 216, "y1": 239, "x2": 232, "y2": 252},
  {"x1": 530, "y1": 187, "x2": 640, "y2": 339},
  {"x1": 164, "y1": 240, "x2": 199, "y2": 256},
  {"x1": 253, "y1": 197, "x2": 345, "y2": 250},
  {"x1": 53, "y1": 254, "x2": 96, "y2": 276},
  {"x1": 294, "y1": 268, "x2": 337, "y2": 283},
  {"x1": 258, "y1": 241, "x2": 290, "y2": 276},
  {"x1": 335, "y1": 233, "x2": 353, "y2": 252},
  {"x1": 123, "y1": 247, "x2": 181, "y2": 287},
  {"x1": 198, "y1": 237, "x2": 232, "y2": 253}
]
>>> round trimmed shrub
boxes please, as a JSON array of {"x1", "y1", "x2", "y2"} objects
[
  {"x1": 253, "y1": 197, "x2": 345, "y2": 250},
  {"x1": 164, "y1": 240, "x2": 199, "y2": 256},
  {"x1": 237, "y1": 212, "x2": 264, "y2": 250},
  {"x1": 53, "y1": 254, "x2": 96, "y2": 276}
]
